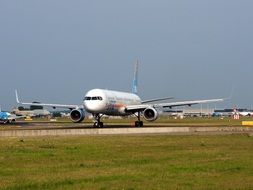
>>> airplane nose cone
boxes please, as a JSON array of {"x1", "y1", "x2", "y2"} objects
[
  {"x1": 84, "y1": 101, "x2": 105, "y2": 113},
  {"x1": 83, "y1": 89, "x2": 106, "y2": 113},
  {"x1": 83, "y1": 101, "x2": 93, "y2": 112}
]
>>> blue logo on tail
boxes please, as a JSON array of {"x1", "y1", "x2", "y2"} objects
[
  {"x1": 132, "y1": 79, "x2": 138, "y2": 94},
  {"x1": 132, "y1": 60, "x2": 139, "y2": 94}
]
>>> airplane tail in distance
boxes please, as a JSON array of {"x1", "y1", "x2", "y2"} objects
[{"x1": 132, "y1": 60, "x2": 139, "y2": 94}]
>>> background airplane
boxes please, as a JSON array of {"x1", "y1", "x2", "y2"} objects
[
  {"x1": 0, "y1": 106, "x2": 22, "y2": 124},
  {"x1": 213, "y1": 108, "x2": 253, "y2": 117},
  {"x1": 12, "y1": 103, "x2": 51, "y2": 118},
  {"x1": 15, "y1": 61, "x2": 223, "y2": 127},
  {"x1": 12, "y1": 107, "x2": 50, "y2": 117},
  {"x1": 233, "y1": 108, "x2": 253, "y2": 117}
]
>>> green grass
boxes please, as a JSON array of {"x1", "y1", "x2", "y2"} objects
[{"x1": 0, "y1": 135, "x2": 253, "y2": 190}]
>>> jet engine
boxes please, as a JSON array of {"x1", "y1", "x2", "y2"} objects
[
  {"x1": 143, "y1": 107, "x2": 158, "y2": 122},
  {"x1": 70, "y1": 109, "x2": 85, "y2": 123}
]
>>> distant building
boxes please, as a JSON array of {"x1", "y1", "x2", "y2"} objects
[
  {"x1": 164, "y1": 108, "x2": 214, "y2": 117},
  {"x1": 183, "y1": 108, "x2": 214, "y2": 117}
]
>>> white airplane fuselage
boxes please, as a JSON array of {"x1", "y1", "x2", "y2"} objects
[
  {"x1": 238, "y1": 111, "x2": 253, "y2": 116},
  {"x1": 83, "y1": 89, "x2": 141, "y2": 116}
]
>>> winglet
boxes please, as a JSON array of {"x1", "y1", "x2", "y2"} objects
[
  {"x1": 15, "y1": 90, "x2": 20, "y2": 103},
  {"x1": 223, "y1": 87, "x2": 235, "y2": 101},
  {"x1": 228, "y1": 87, "x2": 235, "y2": 100},
  {"x1": 132, "y1": 60, "x2": 139, "y2": 94}
]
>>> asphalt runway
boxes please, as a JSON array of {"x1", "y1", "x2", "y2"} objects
[
  {"x1": 1, "y1": 121, "x2": 162, "y2": 130},
  {"x1": 1, "y1": 121, "x2": 253, "y2": 137},
  {"x1": 3, "y1": 121, "x2": 219, "y2": 130},
  {"x1": 0, "y1": 120, "x2": 245, "y2": 130}
]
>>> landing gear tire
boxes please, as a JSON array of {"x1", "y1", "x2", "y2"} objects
[
  {"x1": 135, "y1": 121, "x2": 143, "y2": 127},
  {"x1": 94, "y1": 122, "x2": 104, "y2": 128}
]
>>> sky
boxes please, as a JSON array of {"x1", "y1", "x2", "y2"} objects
[{"x1": 0, "y1": 0, "x2": 253, "y2": 111}]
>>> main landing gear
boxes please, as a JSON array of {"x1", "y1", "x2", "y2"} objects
[
  {"x1": 92, "y1": 112, "x2": 144, "y2": 128},
  {"x1": 3, "y1": 120, "x2": 9, "y2": 124},
  {"x1": 93, "y1": 114, "x2": 104, "y2": 128},
  {"x1": 134, "y1": 111, "x2": 143, "y2": 127}
]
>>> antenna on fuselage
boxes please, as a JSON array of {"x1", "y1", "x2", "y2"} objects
[{"x1": 132, "y1": 60, "x2": 139, "y2": 94}]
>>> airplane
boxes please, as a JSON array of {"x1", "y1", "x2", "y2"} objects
[
  {"x1": 239, "y1": 111, "x2": 253, "y2": 117},
  {"x1": 233, "y1": 108, "x2": 253, "y2": 117},
  {"x1": 15, "y1": 61, "x2": 224, "y2": 127},
  {"x1": 213, "y1": 108, "x2": 253, "y2": 117},
  {"x1": 0, "y1": 106, "x2": 22, "y2": 124}
]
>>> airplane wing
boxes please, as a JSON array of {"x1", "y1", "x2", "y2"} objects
[
  {"x1": 126, "y1": 98, "x2": 224, "y2": 112},
  {"x1": 15, "y1": 90, "x2": 83, "y2": 110},
  {"x1": 141, "y1": 97, "x2": 174, "y2": 104}
]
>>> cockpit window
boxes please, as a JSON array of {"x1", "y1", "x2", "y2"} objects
[{"x1": 84, "y1": 96, "x2": 103, "y2": 101}]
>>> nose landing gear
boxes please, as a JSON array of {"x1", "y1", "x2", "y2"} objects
[{"x1": 93, "y1": 114, "x2": 104, "y2": 128}]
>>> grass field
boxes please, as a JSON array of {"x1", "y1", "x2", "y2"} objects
[{"x1": 0, "y1": 135, "x2": 253, "y2": 190}]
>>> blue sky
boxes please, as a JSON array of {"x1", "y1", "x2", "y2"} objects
[{"x1": 0, "y1": 0, "x2": 253, "y2": 110}]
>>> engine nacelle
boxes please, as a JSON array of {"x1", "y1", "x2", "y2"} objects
[
  {"x1": 143, "y1": 107, "x2": 159, "y2": 122},
  {"x1": 70, "y1": 109, "x2": 85, "y2": 123}
]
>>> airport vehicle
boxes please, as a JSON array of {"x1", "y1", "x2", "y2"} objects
[
  {"x1": 0, "y1": 107, "x2": 22, "y2": 124},
  {"x1": 15, "y1": 62, "x2": 223, "y2": 127}
]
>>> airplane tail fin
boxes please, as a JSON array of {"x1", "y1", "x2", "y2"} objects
[
  {"x1": 132, "y1": 60, "x2": 139, "y2": 94},
  {"x1": 15, "y1": 90, "x2": 20, "y2": 103}
]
